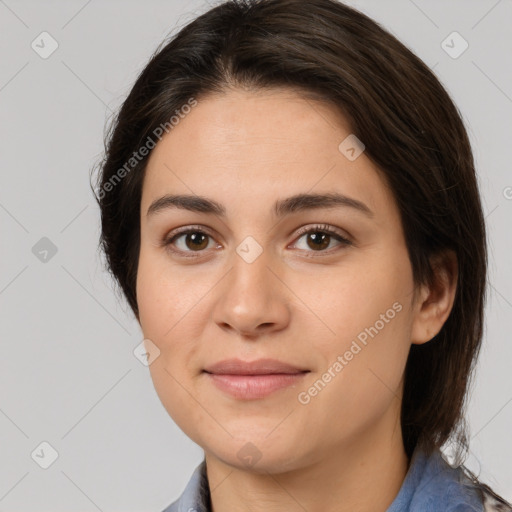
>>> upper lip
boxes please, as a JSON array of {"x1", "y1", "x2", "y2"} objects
[{"x1": 203, "y1": 358, "x2": 309, "y2": 375}]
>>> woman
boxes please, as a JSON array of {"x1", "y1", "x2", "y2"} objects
[{"x1": 92, "y1": 0, "x2": 511, "y2": 510}]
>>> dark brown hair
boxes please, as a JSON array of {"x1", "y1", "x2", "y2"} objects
[{"x1": 91, "y1": 0, "x2": 509, "y2": 505}]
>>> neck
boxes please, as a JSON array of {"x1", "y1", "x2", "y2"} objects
[{"x1": 204, "y1": 403, "x2": 409, "y2": 512}]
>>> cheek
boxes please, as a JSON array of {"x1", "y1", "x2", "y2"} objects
[
  {"x1": 136, "y1": 248, "x2": 165, "y2": 333},
  {"x1": 136, "y1": 250, "x2": 193, "y2": 391},
  {"x1": 296, "y1": 302, "x2": 412, "y2": 447},
  {"x1": 299, "y1": 250, "x2": 413, "y2": 420},
  {"x1": 137, "y1": 252, "x2": 207, "y2": 440},
  {"x1": 309, "y1": 248, "x2": 413, "y2": 354},
  {"x1": 136, "y1": 247, "x2": 207, "y2": 394},
  {"x1": 137, "y1": 229, "x2": 228, "y2": 353},
  {"x1": 136, "y1": 246, "x2": 199, "y2": 340}
]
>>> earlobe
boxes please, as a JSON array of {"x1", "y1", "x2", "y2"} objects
[{"x1": 410, "y1": 250, "x2": 458, "y2": 345}]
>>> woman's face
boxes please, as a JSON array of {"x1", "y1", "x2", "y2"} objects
[{"x1": 137, "y1": 87, "x2": 421, "y2": 472}]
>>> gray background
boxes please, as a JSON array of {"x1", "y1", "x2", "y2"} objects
[{"x1": 0, "y1": 0, "x2": 511, "y2": 510}]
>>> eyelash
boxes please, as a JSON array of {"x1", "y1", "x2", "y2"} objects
[{"x1": 161, "y1": 223, "x2": 352, "y2": 259}]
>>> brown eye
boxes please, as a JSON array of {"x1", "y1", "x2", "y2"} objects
[
  {"x1": 293, "y1": 225, "x2": 352, "y2": 254},
  {"x1": 164, "y1": 228, "x2": 215, "y2": 254},
  {"x1": 183, "y1": 232, "x2": 209, "y2": 251},
  {"x1": 305, "y1": 232, "x2": 331, "y2": 251},
  {"x1": 163, "y1": 223, "x2": 351, "y2": 258}
]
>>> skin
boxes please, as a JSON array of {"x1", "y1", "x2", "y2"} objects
[{"x1": 136, "y1": 87, "x2": 458, "y2": 512}]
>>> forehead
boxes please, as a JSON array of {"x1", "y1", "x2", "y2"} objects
[{"x1": 141, "y1": 87, "x2": 395, "y2": 223}]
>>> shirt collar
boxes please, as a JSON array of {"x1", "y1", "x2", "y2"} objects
[{"x1": 386, "y1": 444, "x2": 483, "y2": 511}]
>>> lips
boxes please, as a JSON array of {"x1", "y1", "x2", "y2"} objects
[
  {"x1": 203, "y1": 358, "x2": 309, "y2": 375},
  {"x1": 203, "y1": 358, "x2": 310, "y2": 400}
]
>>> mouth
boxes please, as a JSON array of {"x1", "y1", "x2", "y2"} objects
[{"x1": 203, "y1": 358, "x2": 310, "y2": 400}]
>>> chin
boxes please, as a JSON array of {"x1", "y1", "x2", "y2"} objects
[{"x1": 203, "y1": 431, "x2": 309, "y2": 475}]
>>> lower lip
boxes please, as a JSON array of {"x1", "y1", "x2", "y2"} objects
[{"x1": 205, "y1": 372, "x2": 308, "y2": 400}]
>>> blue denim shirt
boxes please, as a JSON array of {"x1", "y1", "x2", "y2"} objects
[{"x1": 162, "y1": 445, "x2": 485, "y2": 512}]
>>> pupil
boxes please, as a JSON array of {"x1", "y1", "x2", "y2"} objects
[
  {"x1": 309, "y1": 232, "x2": 329, "y2": 250},
  {"x1": 188, "y1": 233, "x2": 207, "y2": 250}
]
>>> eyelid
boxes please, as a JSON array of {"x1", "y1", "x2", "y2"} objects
[
  {"x1": 161, "y1": 224, "x2": 221, "y2": 257},
  {"x1": 162, "y1": 223, "x2": 353, "y2": 257},
  {"x1": 292, "y1": 223, "x2": 352, "y2": 244}
]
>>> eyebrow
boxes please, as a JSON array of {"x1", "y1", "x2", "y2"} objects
[{"x1": 146, "y1": 192, "x2": 374, "y2": 219}]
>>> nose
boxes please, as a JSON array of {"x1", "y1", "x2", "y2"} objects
[{"x1": 210, "y1": 248, "x2": 291, "y2": 339}]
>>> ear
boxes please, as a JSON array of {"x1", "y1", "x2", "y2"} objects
[{"x1": 410, "y1": 249, "x2": 458, "y2": 345}]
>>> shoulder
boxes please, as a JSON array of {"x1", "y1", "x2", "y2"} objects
[
  {"x1": 481, "y1": 486, "x2": 512, "y2": 512},
  {"x1": 456, "y1": 465, "x2": 512, "y2": 512},
  {"x1": 453, "y1": 458, "x2": 512, "y2": 512},
  {"x1": 161, "y1": 460, "x2": 210, "y2": 512},
  {"x1": 405, "y1": 446, "x2": 511, "y2": 512}
]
